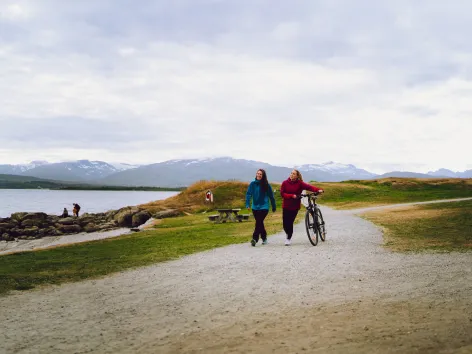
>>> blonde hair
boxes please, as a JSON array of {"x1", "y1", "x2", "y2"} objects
[{"x1": 293, "y1": 169, "x2": 303, "y2": 181}]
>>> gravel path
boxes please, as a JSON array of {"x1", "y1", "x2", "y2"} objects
[
  {"x1": 0, "y1": 228, "x2": 131, "y2": 255},
  {"x1": 1, "y1": 201, "x2": 471, "y2": 353},
  {"x1": 0, "y1": 218, "x2": 158, "y2": 255}
]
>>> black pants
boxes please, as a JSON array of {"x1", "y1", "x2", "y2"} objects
[
  {"x1": 252, "y1": 209, "x2": 269, "y2": 242},
  {"x1": 282, "y1": 209, "x2": 299, "y2": 239}
]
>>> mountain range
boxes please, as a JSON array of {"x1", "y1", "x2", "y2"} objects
[{"x1": 0, "y1": 158, "x2": 470, "y2": 187}]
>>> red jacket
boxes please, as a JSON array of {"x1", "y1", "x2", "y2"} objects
[{"x1": 280, "y1": 178, "x2": 321, "y2": 210}]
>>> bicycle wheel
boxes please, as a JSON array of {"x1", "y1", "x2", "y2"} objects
[
  {"x1": 315, "y1": 208, "x2": 326, "y2": 242},
  {"x1": 305, "y1": 210, "x2": 318, "y2": 246}
]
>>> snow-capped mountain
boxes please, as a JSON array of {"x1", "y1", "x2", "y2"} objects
[
  {"x1": 27, "y1": 160, "x2": 133, "y2": 182},
  {"x1": 427, "y1": 168, "x2": 472, "y2": 178},
  {"x1": 98, "y1": 157, "x2": 378, "y2": 187},
  {"x1": 98, "y1": 157, "x2": 286, "y2": 187},
  {"x1": 0, "y1": 160, "x2": 50, "y2": 175},
  {"x1": 297, "y1": 161, "x2": 377, "y2": 180},
  {"x1": 108, "y1": 162, "x2": 141, "y2": 171},
  {"x1": 18, "y1": 160, "x2": 50, "y2": 172},
  {"x1": 1, "y1": 157, "x2": 470, "y2": 187},
  {"x1": 0, "y1": 160, "x2": 139, "y2": 182}
]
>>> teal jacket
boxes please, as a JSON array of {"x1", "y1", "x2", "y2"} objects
[{"x1": 245, "y1": 180, "x2": 276, "y2": 211}]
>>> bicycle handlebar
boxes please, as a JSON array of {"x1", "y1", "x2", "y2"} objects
[{"x1": 298, "y1": 191, "x2": 322, "y2": 199}]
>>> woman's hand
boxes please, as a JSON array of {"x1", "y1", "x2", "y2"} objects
[{"x1": 292, "y1": 194, "x2": 298, "y2": 199}]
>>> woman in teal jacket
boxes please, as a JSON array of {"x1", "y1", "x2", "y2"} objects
[{"x1": 245, "y1": 169, "x2": 276, "y2": 246}]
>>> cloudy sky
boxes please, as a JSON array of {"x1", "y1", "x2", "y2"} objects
[{"x1": 1, "y1": 0, "x2": 471, "y2": 173}]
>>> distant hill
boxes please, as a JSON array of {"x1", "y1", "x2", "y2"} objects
[
  {"x1": 0, "y1": 174, "x2": 179, "y2": 191},
  {"x1": 374, "y1": 171, "x2": 443, "y2": 179},
  {"x1": 20, "y1": 160, "x2": 139, "y2": 182},
  {"x1": 0, "y1": 161, "x2": 49, "y2": 175},
  {"x1": 296, "y1": 161, "x2": 376, "y2": 180},
  {"x1": 1, "y1": 157, "x2": 470, "y2": 187},
  {"x1": 97, "y1": 157, "x2": 377, "y2": 187},
  {"x1": 0, "y1": 160, "x2": 139, "y2": 182},
  {"x1": 428, "y1": 168, "x2": 472, "y2": 178},
  {"x1": 0, "y1": 174, "x2": 71, "y2": 189}
]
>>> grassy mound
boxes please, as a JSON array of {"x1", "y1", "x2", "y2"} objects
[
  {"x1": 315, "y1": 177, "x2": 472, "y2": 209},
  {"x1": 361, "y1": 199, "x2": 472, "y2": 252},
  {"x1": 140, "y1": 180, "x2": 283, "y2": 214}
]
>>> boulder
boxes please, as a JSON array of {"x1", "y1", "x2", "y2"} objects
[
  {"x1": 58, "y1": 224, "x2": 82, "y2": 234},
  {"x1": 10, "y1": 212, "x2": 28, "y2": 222},
  {"x1": 45, "y1": 227, "x2": 63, "y2": 236},
  {"x1": 0, "y1": 222, "x2": 17, "y2": 232},
  {"x1": 83, "y1": 223, "x2": 99, "y2": 233},
  {"x1": 96, "y1": 221, "x2": 118, "y2": 231},
  {"x1": 21, "y1": 226, "x2": 39, "y2": 236},
  {"x1": 1, "y1": 206, "x2": 157, "y2": 242},
  {"x1": 21, "y1": 219, "x2": 48, "y2": 228},
  {"x1": 77, "y1": 215, "x2": 97, "y2": 226},
  {"x1": 113, "y1": 207, "x2": 139, "y2": 227},
  {"x1": 131, "y1": 211, "x2": 151, "y2": 227},
  {"x1": 1, "y1": 233, "x2": 14, "y2": 241},
  {"x1": 57, "y1": 217, "x2": 78, "y2": 225},
  {"x1": 22, "y1": 212, "x2": 49, "y2": 221},
  {"x1": 153, "y1": 209, "x2": 182, "y2": 219},
  {"x1": 8, "y1": 227, "x2": 23, "y2": 237}
]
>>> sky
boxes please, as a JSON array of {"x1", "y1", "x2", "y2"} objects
[{"x1": 0, "y1": 0, "x2": 471, "y2": 174}]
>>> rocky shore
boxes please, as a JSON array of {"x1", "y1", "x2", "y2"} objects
[{"x1": 0, "y1": 207, "x2": 181, "y2": 242}]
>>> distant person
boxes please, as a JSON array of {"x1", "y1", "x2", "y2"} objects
[
  {"x1": 60, "y1": 208, "x2": 69, "y2": 218},
  {"x1": 245, "y1": 169, "x2": 276, "y2": 246},
  {"x1": 72, "y1": 203, "x2": 81, "y2": 217},
  {"x1": 280, "y1": 169, "x2": 323, "y2": 246}
]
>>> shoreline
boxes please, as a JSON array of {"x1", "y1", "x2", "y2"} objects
[
  {"x1": 0, "y1": 217, "x2": 157, "y2": 255},
  {"x1": 0, "y1": 228, "x2": 131, "y2": 255}
]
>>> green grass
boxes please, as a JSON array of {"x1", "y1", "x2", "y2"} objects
[
  {"x1": 0, "y1": 211, "x2": 284, "y2": 295},
  {"x1": 361, "y1": 199, "x2": 472, "y2": 252},
  {"x1": 1, "y1": 178, "x2": 471, "y2": 295},
  {"x1": 316, "y1": 178, "x2": 472, "y2": 209}
]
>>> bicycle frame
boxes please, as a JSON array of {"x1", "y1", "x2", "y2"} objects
[{"x1": 300, "y1": 192, "x2": 326, "y2": 246}]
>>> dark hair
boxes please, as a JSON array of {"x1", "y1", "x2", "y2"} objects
[{"x1": 258, "y1": 169, "x2": 269, "y2": 192}]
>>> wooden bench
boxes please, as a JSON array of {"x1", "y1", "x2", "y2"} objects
[
  {"x1": 236, "y1": 214, "x2": 250, "y2": 222},
  {"x1": 208, "y1": 215, "x2": 220, "y2": 222}
]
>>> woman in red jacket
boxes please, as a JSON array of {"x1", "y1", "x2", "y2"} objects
[{"x1": 280, "y1": 169, "x2": 324, "y2": 246}]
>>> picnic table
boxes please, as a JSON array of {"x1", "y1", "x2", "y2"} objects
[{"x1": 208, "y1": 208, "x2": 250, "y2": 223}]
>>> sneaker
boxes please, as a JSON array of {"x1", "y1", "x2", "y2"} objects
[
  {"x1": 251, "y1": 239, "x2": 257, "y2": 247},
  {"x1": 284, "y1": 238, "x2": 291, "y2": 246},
  {"x1": 262, "y1": 239, "x2": 268, "y2": 245}
]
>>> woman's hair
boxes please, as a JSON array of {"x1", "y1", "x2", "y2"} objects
[
  {"x1": 258, "y1": 169, "x2": 269, "y2": 192},
  {"x1": 293, "y1": 169, "x2": 303, "y2": 181}
]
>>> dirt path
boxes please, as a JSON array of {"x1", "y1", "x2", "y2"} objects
[
  {"x1": 0, "y1": 217, "x2": 158, "y2": 255},
  {"x1": 1, "y1": 201, "x2": 471, "y2": 353}
]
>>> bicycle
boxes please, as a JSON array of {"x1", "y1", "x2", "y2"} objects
[{"x1": 299, "y1": 191, "x2": 326, "y2": 246}]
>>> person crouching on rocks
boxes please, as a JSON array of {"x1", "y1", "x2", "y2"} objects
[
  {"x1": 72, "y1": 203, "x2": 81, "y2": 217},
  {"x1": 60, "y1": 207, "x2": 69, "y2": 218}
]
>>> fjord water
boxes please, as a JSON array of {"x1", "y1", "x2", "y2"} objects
[{"x1": 0, "y1": 189, "x2": 179, "y2": 218}]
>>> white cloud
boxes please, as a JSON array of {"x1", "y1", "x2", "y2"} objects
[
  {"x1": 0, "y1": 3, "x2": 32, "y2": 21},
  {"x1": 0, "y1": 0, "x2": 471, "y2": 173}
]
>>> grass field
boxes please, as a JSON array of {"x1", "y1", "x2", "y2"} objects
[
  {"x1": 361, "y1": 199, "x2": 472, "y2": 252},
  {"x1": 315, "y1": 178, "x2": 472, "y2": 209},
  {"x1": 1, "y1": 178, "x2": 470, "y2": 295},
  {"x1": 0, "y1": 195, "x2": 284, "y2": 295}
]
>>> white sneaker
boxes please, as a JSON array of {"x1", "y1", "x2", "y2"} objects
[{"x1": 284, "y1": 238, "x2": 291, "y2": 246}]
